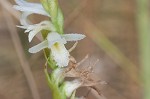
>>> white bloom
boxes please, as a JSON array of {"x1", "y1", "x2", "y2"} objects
[
  {"x1": 20, "y1": 12, "x2": 32, "y2": 26},
  {"x1": 14, "y1": 0, "x2": 49, "y2": 16},
  {"x1": 18, "y1": 21, "x2": 56, "y2": 42},
  {"x1": 75, "y1": 97, "x2": 86, "y2": 99},
  {"x1": 52, "y1": 68, "x2": 65, "y2": 84},
  {"x1": 63, "y1": 79, "x2": 82, "y2": 97},
  {"x1": 29, "y1": 32, "x2": 85, "y2": 67},
  {"x1": 14, "y1": 0, "x2": 49, "y2": 26}
]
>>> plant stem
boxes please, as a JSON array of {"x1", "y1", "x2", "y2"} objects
[
  {"x1": 40, "y1": 0, "x2": 66, "y2": 98},
  {"x1": 44, "y1": 66, "x2": 66, "y2": 99},
  {"x1": 136, "y1": 0, "x2": 150, "y2": 99}
]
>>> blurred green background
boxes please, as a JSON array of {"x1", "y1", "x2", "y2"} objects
[{"x1": 0, "y1": 0, "x2": 149, "y2": 99}]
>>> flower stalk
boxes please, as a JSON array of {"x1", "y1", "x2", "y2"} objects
[{"x1": 14, "y1": 0, "x2": 102, "y2": 99}]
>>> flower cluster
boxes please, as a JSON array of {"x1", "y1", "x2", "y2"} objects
[
  {"x1": 14, "y1": 0, "x2": 85, "y2": 67},
  {"x1": 14, "y1": 0, "x2": 103, "y2": 99}
]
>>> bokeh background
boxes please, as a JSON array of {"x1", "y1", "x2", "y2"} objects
[{"x1": 0, "y1": 0, "x2": 149, "y2": 99}]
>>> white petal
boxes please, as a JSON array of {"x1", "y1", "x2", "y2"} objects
[
  {"x1": 47, "y1": 32, "x2": 67, "y2": 48},
  {"x1": 50, "y1": 42, "x2": 69, "y2": 67},
  {"x1": 64, "y1": 79, "x2": 82, "y2": 97},
  {"x1": 62, "y1": 33, "x2": 86, "y2": 41},
  {"x1": 17, "y1": 25, "x2": 30, "y2": 33},
  {"x1": 29, "y1": 40, "x2": 48, "y2": 53},
  {"x1": 20, "y1": 12, "x2": 32, "y2": 26},
  {"x1": 75, "y1": 97, "x2": 86, "y2": 99},
  {"x1": 14, "y1": 0, "x2": 49, "y2": 16},
  {"x1": 52, "y1": 68, "x2": 65, "y2": 83},
  {"x1": 17, "y1": 25, "x2": 28, "y2": 29},
  {"x1": 28, "y1": 28, "x2": 41, "y2": 42},
  {"x1": 19, "y1": 21, "x2": 55, "y2": 42},
  {"x1": 14, "y1": 5, "x2": 48, "y2": 16},
  {"x1": 15, "y1": 0, "x2": 42, "y2": 7},
  {"x1": 28, "y1": 21, "x2": 55, "y2": 42},
  {"x1": 41, "y1": 21, "x2": 56, "y2": 32}
]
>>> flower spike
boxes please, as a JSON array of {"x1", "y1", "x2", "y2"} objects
[{"x1": 13, "y1": 0, "x2": 101, "y2": 99}]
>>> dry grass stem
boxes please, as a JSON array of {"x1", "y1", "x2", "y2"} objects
[
  {"x1": 0, "y1": 0, "x2": 20, "y2": 20},
  {"x1": 2, "y1": 8, "x2": 41, "y2": 99},
  {"x1": 69, "y1": 41, "x2": 78, "y2": 52}
]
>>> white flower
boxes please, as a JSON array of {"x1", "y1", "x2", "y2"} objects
[
  {"x1": 52, "y1": 68, "x2": 65, "y2": 84},
  {"x1": 14, "y1": 0, "x2": 49, "y2": 26},
  {"x1": 14, "y1": 0, "x2": 49, "y2": 16},
  {"x1": 75, "y1": 97, "x2": 86, "y2": 99},
  {"x1": 18, "y1": 21, "x2": 56, "y2": 42},
  {"x1": 63, "y1": 79, "x2": 82, "y2": 97},
  {"x1": 29, "y1": 32, "x2": 86, "y2": 67}
]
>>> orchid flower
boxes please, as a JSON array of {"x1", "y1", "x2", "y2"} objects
[
  {"x1": 63, "y1": 78, "x2": 102, "y2": 98},
  {"x1": 14, "y1": 0, "x2": 49, "y2": 16},
  {"x1": 18, "y1": 21, "x2": 56, "y2": 42},
  {"x1": 13, "y1": 0, "x2": 49, "y2": 26},
  {"x1": 63, "y1": 79, "x2": 82, "y2": 97},
  {"x1": 29, "y1": 32, "x2": 86, "y2": 67}
]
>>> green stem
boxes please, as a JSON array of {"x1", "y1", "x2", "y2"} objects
[
  {"x1": 136, "y1": 0, "x2": 150, "y2": 99},
  {"x1": 41, "y1": 30, "x2": 56, "y2": 69},
  {"x1": 41, "y1": 17, "x2": 66, "y2": 99},
  {"x1": 44, "y1": 67, "x2": 66, "y2": 99},
  {"x1": 40, "y1": 0, "x2": 66, "y2": 98}
]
